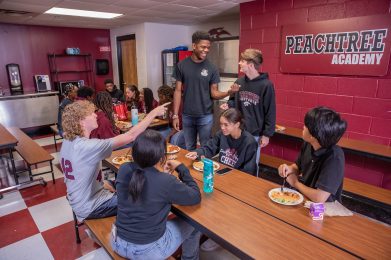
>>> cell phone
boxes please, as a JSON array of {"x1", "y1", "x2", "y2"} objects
[{"x1": 216, "y1": 168, "x2": 232, "y2": 175}]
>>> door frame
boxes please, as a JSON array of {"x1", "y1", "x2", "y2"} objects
[{"x1": 116, "y1": 34, "x2": 136, "y2": 91}]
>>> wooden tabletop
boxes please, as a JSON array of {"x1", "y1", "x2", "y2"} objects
[
  {"x1": 174, "y1": 179, "x2": 356, "y2": 259},
  {"x1": 275, "y1": 125, "x2": 391, "y2": 160},
  {"x1": 7, "y1": 127, "x2": 54, "y2": 164},
  {"x1": 0, "y1": 123, "x2": 18, "y2": 149},
  {"x1": 168, "y1": 150, "x2": 391, "y2": 259},
  {"x1": 105, "y1": 149, "x2": 362, "y2": 259},
  {"x1": 104, "y1": 150, "x2": 355, "y2": 259}
]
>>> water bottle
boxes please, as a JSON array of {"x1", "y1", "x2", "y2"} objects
[
  {"x1": 203, "y1": 158, "x2": 214, "y2": 193},
  {"x1": 131, "y1": 103, "x2": 138, "y2": 126}
]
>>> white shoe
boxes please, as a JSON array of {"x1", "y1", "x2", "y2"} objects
[{"x1": 200, "y1": 239, "x2": 221, "y2": 251}]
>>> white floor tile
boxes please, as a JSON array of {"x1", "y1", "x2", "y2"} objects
[
  {"x1": 28, "y1": 196, "x2": 73, "y2": 232},
  {"x1": 0, "y1": 191, "x2": 27, "y2": 217},
  {"x1": 76, "y1": 248, "x2": 111, "y2": 260},
  {"x1": 0, "y1": 233, "x2": 54, "y2": 260}
]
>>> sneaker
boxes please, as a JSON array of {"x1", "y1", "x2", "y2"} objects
[
  {"x1": 85, "y1": 228, "x2": 102, "y2": 246},
  {"x1": 200, "y1": 238, "x2": 221, "y2": 251}
]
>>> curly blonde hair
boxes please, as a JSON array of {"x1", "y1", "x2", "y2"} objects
[{"x1": 62, "y1": 100, "x2": 96, "y2": 140}]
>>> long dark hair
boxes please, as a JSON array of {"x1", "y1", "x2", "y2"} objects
[
  {"x1": 126, "y1": 85, "x2": 140, "y2": 104},
  {"x1": 129, "y1": 130, "x2": 166, "y2": 202},
  {"x1": 143, "y1": 88, "x2": 155, "y2": 113},
  {"x1": 220, "y1": 108, "x2": 244, "y2": 129},
  {"x1": 94, "y1": 91, "x2": 116, "y2": 130}
]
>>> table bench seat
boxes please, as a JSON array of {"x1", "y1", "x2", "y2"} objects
[{"x1": 7, "y1": 127, "x2": 55, "y2": 184}]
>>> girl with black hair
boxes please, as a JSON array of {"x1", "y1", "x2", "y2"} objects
[
  {"x1": 186, "y1": 108, "x2": 258, "y2": 176},
  {"x1": 140, "y1": 87, "x2": 158, "y2": 113},
  {"x1": 57, "y1": 84, "x2": 78, "y2": 137},
  {"x1": 90, "y1": 91, "x2": 120, "y2": 139},
  {"x1": 112, "y1": 130, "x2": 201, "y2": 260}
]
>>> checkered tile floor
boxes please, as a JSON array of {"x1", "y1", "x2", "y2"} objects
[
  {"x1": 0, "y1": 136, "x2": 110, "y2": 260},
  {"x1": 0, "y1": 135, "x2": 238, "y2": 260}
]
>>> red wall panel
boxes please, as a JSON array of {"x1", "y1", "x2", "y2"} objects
[
  {"x1": 0, "y1": 23, "x2": 113, "y2": 94},
  {"x1": 240, "y1": 0, "x2": 391, "y2": 189}
]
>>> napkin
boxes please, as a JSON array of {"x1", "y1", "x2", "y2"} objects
[{"x1": 304, "y1": 200, "x2": 353, "y2": 217}]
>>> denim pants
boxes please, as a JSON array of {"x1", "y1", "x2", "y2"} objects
[
  {"x1": 182, "y1": 114, "x2": 213, "y2": 151},
  {"x1": 111, "y1": 218, "x2": 201, "y2": 260},
  {"x1": 253, "y1": 136, "x2": 261, "y2": 177},
  {"x1": 86, "y1": 194, "x2": 117, "y2": 219}
]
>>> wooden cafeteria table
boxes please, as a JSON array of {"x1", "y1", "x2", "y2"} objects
[
  {"x1": 0, "y1": 123, "x2": 18, "y2": 184},
  {"x1": 104, "y1": 149, "x2": 357, "y2": 259},
  {"x1": 275, "y1": 125, "x2": 391, "y2": 161},
  {"x1": 172, "y1": 150, "x2": 391, "y2": 259},
  {"x1": 116, "y1": 118, "x2": 169, "y2": 133}
]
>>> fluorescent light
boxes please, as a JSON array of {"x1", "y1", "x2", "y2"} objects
[{"x1": 45, "y1": 7, "x2": 122, "y2": 19}]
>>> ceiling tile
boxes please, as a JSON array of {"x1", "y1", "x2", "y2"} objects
[
  {"x1": 112, "y1": 0, "x2": 164, "y2": 9},
  {"x1": 203, "y1": 1, "x2": 237, "y2": 11},
  {"x1": 0, "y1": 1, "x2": 48, "y2": 12},
  {"x1": 171, "y1": 0, "x2": 226, "y2": 8}
]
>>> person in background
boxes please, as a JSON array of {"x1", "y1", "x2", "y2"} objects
[
  {"x1": 57, "y1": 84, "x2": 78, "y2": 137},
  {"x1": 221, "y1": 48, "x2": 276, "y2": 174},
  {"x1": 125, "y1": 84, "x2": 141, "y2": 111},
  {"x1": 157, "y1": 85, "x2": 174, "y2": 140},
  {"x1": 90, "y1": 91, "x2": 119, "y2": 139},
  {"x1": 140, "y1": 87, "x2": 158, "y2": 114},
  {"x1": 77, "y1": 86, "x2": 95, "y2": 102},
  {"x1": 278, "y1": 107, "x2": 347, "y2": 203},
  {"x1": 60, "y1": 100, "x2": 168, "y2": 222},
  {"x1": 105, "y1": 79, "x2": 124, "y2": 103},
  {"x1": 186, "y1": 108, "x2": 258, "y2": 175},
  {"x1": 112, "y1": 130, "x2": 201, "y2": 260},
  {"x1": 173, "y1": 31, "x2": 239, "y2": 150}
]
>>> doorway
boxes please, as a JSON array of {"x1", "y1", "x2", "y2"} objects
[{"x1": 117, "y1": 34, "x2": 138, "y2": 91}]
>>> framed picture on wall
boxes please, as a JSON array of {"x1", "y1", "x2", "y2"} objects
[{"x1": 6, "y1": 63, "x2": 24, "y2": 94}]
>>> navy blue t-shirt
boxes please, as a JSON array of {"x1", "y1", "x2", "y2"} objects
[{"x1": 173, "y1": 57, "x2": 220, "y2": 116}]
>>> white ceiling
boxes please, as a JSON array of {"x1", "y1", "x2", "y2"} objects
[{"x1": 0, "y1": 0, "x2": 252, "y2": 29}]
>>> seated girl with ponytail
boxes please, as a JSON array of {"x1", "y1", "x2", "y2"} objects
[{"x1": 112, "y1": 130, "x2": 201, "y2": 260}]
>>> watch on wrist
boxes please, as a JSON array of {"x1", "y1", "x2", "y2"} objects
[{"x1": 172, "y1": 114, "x2": 179, "y2": 119}]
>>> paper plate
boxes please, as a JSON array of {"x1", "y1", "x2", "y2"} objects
[
  {"x1": 166, "y1": 144, "x2": 180, "y2": 154},
  {"x1": 192, "y1": 161, "x2": 220, "y2": 172},
  {"x1": 268, "y1": 188, "x2": 303, "y2": 206},
  {"x1": 112, "y1": 155, "x2": 133, "y2": 165}
]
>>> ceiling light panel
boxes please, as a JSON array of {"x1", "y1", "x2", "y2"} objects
[{"x1": 45, "y1": 7, "x2": 122, "y2": 19}]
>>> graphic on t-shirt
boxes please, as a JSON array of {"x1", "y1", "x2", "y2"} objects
[
  {"x1": 61, "y1": 158, "x2": 75, "y2": 180},
  {"x1": 201, "y1": 69, "x2": 208, "y2": 77},
  {"x1": 239, "y1": 91, "x2": 260, "y2": 106},
  {"x1": 220, "y1": 148, "x2": 238, "y2": 167}
]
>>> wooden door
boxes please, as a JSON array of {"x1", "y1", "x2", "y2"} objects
[{"x1": 117, "y1": 35, "x2": 138, "y2": 91}]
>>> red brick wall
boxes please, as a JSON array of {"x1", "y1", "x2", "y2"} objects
[{"x1": 240, "y1": 0, "x2": 391, "y2": 189}]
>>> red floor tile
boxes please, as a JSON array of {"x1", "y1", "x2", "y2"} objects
[
  {"x1": 0, "y1": 209, "x2": 40, "y2": 248},
  {"x1": 42, "y1": 221, "x2": 100, "y2": 260},
  {"x1": 20, "y1": 178, "x2": 67, "y2": 207}
]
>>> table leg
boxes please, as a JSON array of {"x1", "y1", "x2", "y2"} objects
[{"x1": 8, "y1": 149, "x2": 18, "y2": 185}]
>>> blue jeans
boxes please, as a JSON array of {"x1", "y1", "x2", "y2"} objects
[
  {"x1": 159, "y1": 126, "x2": 172, "y2": 140},
  {"x1": 182, "y1": 114, "x2": 213, "y2": 150},
  {"x1": 86, "y1": 194, "x2": 117, "y2": 219},
  {"x1": 111, "y1": 218, "x2": 201, "y2": 260},
  {"x1": 170, "y1": 130, "x2": 186, "y2": 149},
  {"x1": 253, "y1": 136, "x2": 261, "y2": 177}
]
